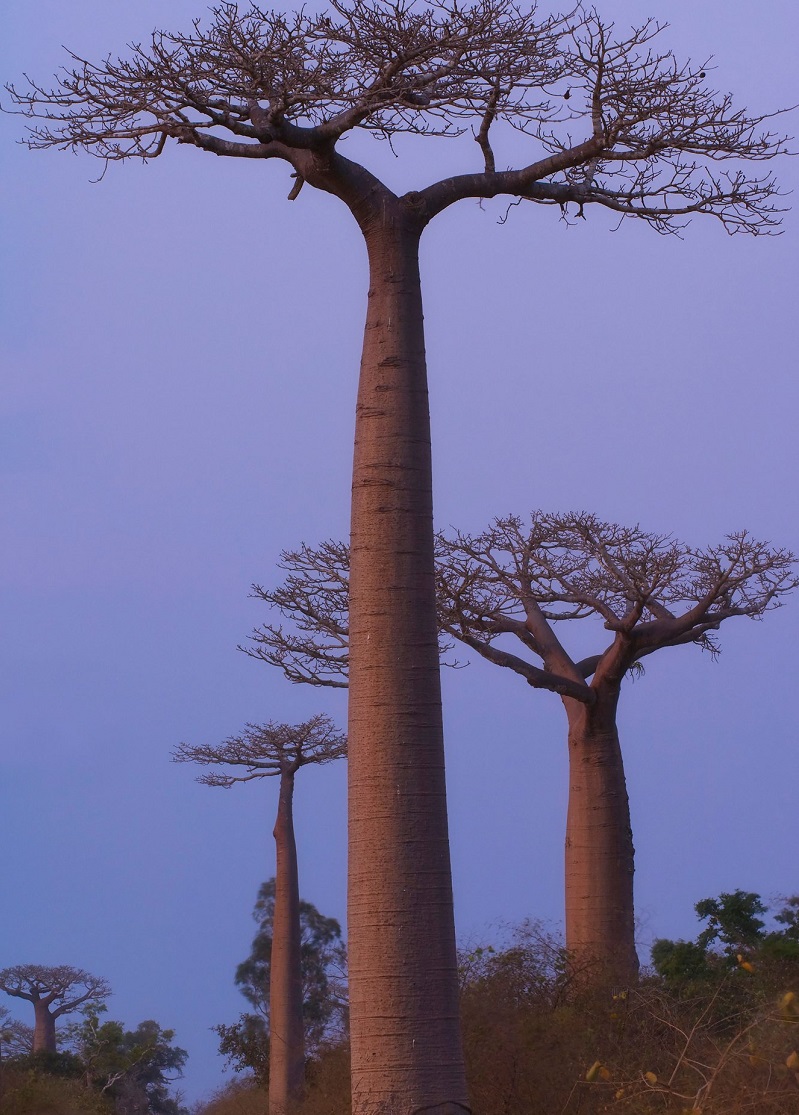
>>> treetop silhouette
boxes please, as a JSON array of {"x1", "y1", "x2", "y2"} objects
[
  {"x1": 6, "y1": 0, "x2": 790, "y2": 233},
  {"x1": 436, "y1": 513, "x2": 798, "y2": 695},
  {"x1": 172, "y1": 713, "x2": 347, "y2": 784}
]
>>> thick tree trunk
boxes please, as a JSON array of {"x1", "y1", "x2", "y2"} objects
[
  {"x1": 269, "y1": 769, "x2": 305, "y2": 1115},
  {"x1": 563, "y1": 695, "x2": 639, "y2": 985},
  {"x1": 32, "y1": 1000, "x2": 56, "y2": 1053},
  {"x1": 347, "y1": 207, "x2": 468, "y2": 1114}
]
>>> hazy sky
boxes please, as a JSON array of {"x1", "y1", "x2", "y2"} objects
[{"x1": 2, "y1": 0, "x2": 797, "y2": 1104}]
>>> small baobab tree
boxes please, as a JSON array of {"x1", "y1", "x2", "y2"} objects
[
  {"x1": 246, "y1": 518, "x2": 797, "y2": 984},
  {"x1": 8, "y1": 3, "x2": 791, "y2": 1107},
  {"x1": 0, "y1": 965, "x2": 110, "y2": 1054},
  {"x1": 173, "y1": 714, "x2": 346, "y2": 1115}
]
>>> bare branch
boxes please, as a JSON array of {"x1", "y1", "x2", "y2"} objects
[
  {"x1": 242, "y1": 519, "x2": 796, "y2": 702},
  {"x1": 173, "y1": 714, "x2": 347, "y2": 785},
  {"x1": 4, "y1": 0, "x2": 791, "y2": 233},
  {"x1": 453, "y1": 629, "x2": 594, "y2": 702},
  {"x1": 244, "y1": 538, "x2": 458, "y2": 687},
  {"x1": 435, "y1": 512, "x2": 797, "y2": 697},
  {"x1": 0, "y1": 966, "x2": 110, "y2": 1016},
  {"x1": 244, "y1": 540, "x2": 351, "y2": 687}
]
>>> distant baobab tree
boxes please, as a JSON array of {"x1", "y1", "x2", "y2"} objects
[
  {"x1": 173, "y1": 714, "x2": 346, "y2": 1115},
  {"x1": 0, "y1": 965, "x2": 110, "y2": 1054},
  {"x1": 246, "y1": 517, "x2": 797, "y2": 983},
  {"x1": 8, "y1": 1, "x2": 791, "y2": 1106}
]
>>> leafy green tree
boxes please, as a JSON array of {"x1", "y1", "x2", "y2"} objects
[
  {"x1": 236, "y1": 878, "x2": 347, "y2": 1048},
  {"x1": 652, "y1": 890, "x2": 799, "y2": 998},
  {"x1": 649, "y1": 939, "x2": 716, "y2": 992},
  {"x1": 774, "y1": 898, "x2": 799, "y2": 941},
  {"x1": 214, "y1": 1014, "x2": 270, "y2": 1087},
  {"x1": 216, "y1": 879, "x2": 347, "y2": 1085},
  {"x1": 695, "y1": 891, "x2": 768, "y2": 957},
  {"x1": 68, "y1": 1007, "x2": 188, "y2": 1115}
]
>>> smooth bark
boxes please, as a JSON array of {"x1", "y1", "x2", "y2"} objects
[
  {"x1": 562, "y1": 691, "x2": 638, "y2": 985},
  {"x1": 269, "y1": 769, "x2": 305, "y2": 1115},
  {"x1": 32, "y1": 1000, "x2": 57, "y2": 1053},
  {"x1": 348, "y1": 204, "x2": 468, "y2": 1114}
]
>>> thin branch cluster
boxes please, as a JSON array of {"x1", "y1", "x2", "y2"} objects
[
  {"x1": 436, "y1": 513, "x2": 798, "y2": 698},
  {"x1": 246, "y1": 542, "x2": 351, "y2": 688},
  {"x1": 245, "y1": 538, "x2": 457, "y2": 687},
  {"x1": 0, "y1": 966, "x2": 111, "y2": 1017},
  {"x1": 172, "y1": 713, "x2": 347, "y2": 785},
  {"x1": 243, "y1": 515, "x2": 797, "y2": 702},
  {"x1": 438, "y1": 513, "x2": 796, "y2": 639},
  {"x1": 5, "y1": 0, "x2": 792, "y2": 232}
]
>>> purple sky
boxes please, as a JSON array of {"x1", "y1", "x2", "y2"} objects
[{"x1": 2, "y1": 0, "x2": 797, "y2": 1104}]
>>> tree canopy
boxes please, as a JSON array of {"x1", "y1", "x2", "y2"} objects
[
  {"x1": 652, "y1": 890, "x2": 799, "y2": 996},
  {"x1": 68, "y1": 1008, "x2": 189, "y2": 1115},
  {"x1": 6, "y1": 0, "x2": 790, "y2": 234},
  {"x1": 0, "y1": 966, "x2": 111, "y2": 1017},
  {"x1": 435, "y1": 513, "x2": 798, "y2": 700},
  {"x1": 244, "y1": 515, "x2": 798, "y2": 696},
  {"x1": 172, "y1": 713, "x2": 347, "y2": 784},
  {"x1": 235, "y1": 878, "x2": 347, "y2": 1047}
]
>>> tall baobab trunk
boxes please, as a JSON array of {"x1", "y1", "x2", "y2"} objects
[
  {"x1": 269, "y1": 768, "x2": 305, "y2": 1115},
  {"x1": 563, "y1": 693, "x2": 639, "y2": 985},
  {"x1": 32, "y1": 999, "x2": 57, "y2": 1053},
  {"x1": 347, "y1": 207, "x2": 468, "y2": 1114}
]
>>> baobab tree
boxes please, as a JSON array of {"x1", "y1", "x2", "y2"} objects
[
  {"x1": 0, "y1": 965, "x2": 110, "y2": 1054},
  {"x1": 435, "y1": 514, "x2": 798, "y2": 982},
  {"x1": 247, "y1": 517, "x2": 797, "y2": 983},
  {"x1": 7, "y1": 3, "x2": 791, "y2": 1108},
  {"x1": 172, "y1": 714, "x2": 346, "y2": 1115}
]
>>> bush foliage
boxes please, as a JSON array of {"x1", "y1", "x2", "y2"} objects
[{"x1": 195, "y1": 893, "x2": 799, "y2": 1115}]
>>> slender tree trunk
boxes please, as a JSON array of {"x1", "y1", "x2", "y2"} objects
[
  {"x1": 347, "y1": 205, "x2": 468, "y2": 1115},
  {"x1": 269, "y1": 769, "x2": 305, "y2": 1115},
  {"x1": 562, "y1": 693, "x2": 639, "y2": 985},
  {"x1": 32, "y1": 1000, "x2": 56, "y2": 1053}
]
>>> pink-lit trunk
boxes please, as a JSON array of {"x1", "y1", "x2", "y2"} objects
[
  {"x1": 563, "y1": 695, "x2": 639, "y2": 985},
  {"x1": 347, "y1": 211, "x2": 468, "y2": 1114},
  {"x1": 32, "y1": 1000, "x2": 57, "y2": 1053},
  {"x1": 269, "y1": 769, "x2": 305, "y2": 1114}
]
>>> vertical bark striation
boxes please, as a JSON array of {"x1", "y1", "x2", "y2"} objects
[
  {"x1": 563, "y1": 693, "x2": 639, "y2": 985},
  {"x1": 32, "y1": 999, "x2": 57, "y2": 1054},
  {"x1": 269, "y1": 769, "x2": 305, "y2": 1115},
  {"x1": 348, "y1": 205, "x2": 468, "y2": 1114}
]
